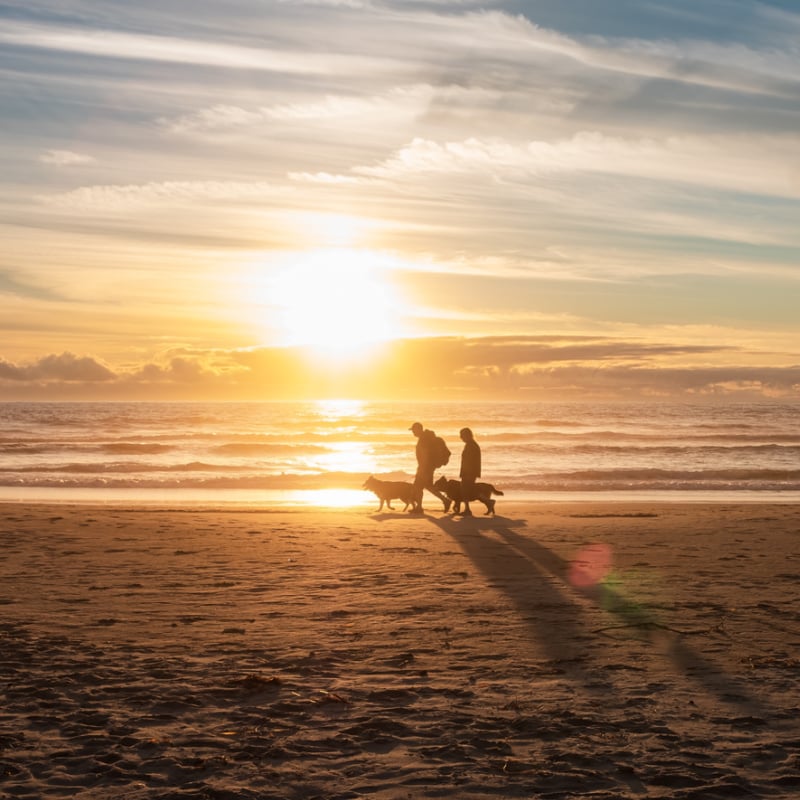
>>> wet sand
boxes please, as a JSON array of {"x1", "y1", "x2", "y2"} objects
[{"x1": 1, "y1": 501, "x2": 799, "y2": 798}]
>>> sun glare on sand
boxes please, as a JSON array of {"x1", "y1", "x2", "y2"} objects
[{"x1": 284, "y1": 489, "x2": 369, "y2": 507}]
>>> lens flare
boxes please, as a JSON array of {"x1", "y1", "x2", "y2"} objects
[{"x1": 568, "y1": 542, "x2": 613, "y2": 588}]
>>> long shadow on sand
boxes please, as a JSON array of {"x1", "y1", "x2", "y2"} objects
[{"x1": 429, "y1": 512, "x2": 769, "y2": 717}]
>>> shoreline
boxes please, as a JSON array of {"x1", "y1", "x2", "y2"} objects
[
  {"x1": 2, "y1": 486, "x2": 800, "y2": 508},
  {"x1": 2, "y1": 501, "x2": 799, "y2": 797}
]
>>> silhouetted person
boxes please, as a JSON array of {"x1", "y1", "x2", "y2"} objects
[
  {"x1": 409, "y1": 421, "x2": 450, "y2": 513},
  {"x1": 459, "y1": 426, "x2": 481, "y2": 517}
]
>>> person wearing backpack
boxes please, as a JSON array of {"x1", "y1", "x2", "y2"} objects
[{"x1": 409, "y1": 422, "x2": 451, "y2": 514}]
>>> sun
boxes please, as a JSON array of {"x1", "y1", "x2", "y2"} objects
[{"x1": 269, "y1": 248, "x2": 404, "y2": 357}]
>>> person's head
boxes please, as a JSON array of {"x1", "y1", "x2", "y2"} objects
[
  {"x1": 460, "y1": 427, "x2": 474, "y2": 442},
  {"x1": 409, "y1": 421, "x2": 423, "y2": 438}
]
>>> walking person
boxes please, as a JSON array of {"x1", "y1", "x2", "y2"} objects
[
  {"x1": 409, "y1": 422, "x2": 451, "y2": 513},
  {"x1": 458, "y1": 427, "x2": 481, "y2": 517}
]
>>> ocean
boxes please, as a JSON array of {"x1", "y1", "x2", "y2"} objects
[{"x1": 1, "y1": 400, "x2": 799, "y2": 506}]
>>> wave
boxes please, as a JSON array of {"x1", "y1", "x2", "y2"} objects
[
  {"x1": 0, "y1": 444, "x2": 51, "y2": 454},
  {"x1": 501, "y1": 468, "x2": 800, "y2": 492},
  {"x1": 533, "y1": 467, "x2": 800, "y2": 481},
  {"x1": 101, "y1": 443, "x2": 174, "y2": 454},
  {"x1": 0, "y1": 461, "x2": 250, "y2": 474},
  {"x1": 211, "y1": 443, "x2": 329, "y2": 456},
  {"x1": 531, "y1": 419, "x2": 587, "y2": 428},
  {"x1": 5, "y1": 431, "x2": 800, "y2": 454},
  {"x1": 0, "y1": 471, "x2": 373, "y2": 490},
  {"x1": 483, "y1": 431, "x2": 800, "y2": 444},
  {"x1": 567, "y1": 443, "x2": 800, "y2": 455},
  {"x1": 2, "y1": 467, "x2": 800, "y2": 493}
]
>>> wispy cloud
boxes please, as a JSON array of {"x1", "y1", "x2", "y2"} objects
[
  {"x1": 8, "y1": 10, "x2": 798, "y2": 102},
  {"x1": 355, "y1": 132, "x2": 800, "y2": 199},
  {"x1": 0, "y1": 269, "x2": 63, "y2": 301},
  {"x1": 0, "y1": 20, "x2": 390, "y2": 75},
  {"x1": 37, "y1": 181, "x2": 287, "y2": 211},
  {"x1": 163, "y1": 86, "x2": 441, "y2": 134},
  {"x1": 39, "y1": 149, "x2": 95, "y2": 166}
]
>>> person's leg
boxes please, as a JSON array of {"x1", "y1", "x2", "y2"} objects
[
  {"x1": 412, "y1": 470, "x2": 425, "y2": 512},
  {"x1": 424, "y1": 471, "x2": 450, "y2": 511},
  {"x1": 460, "y1": 477, "x2": 475, "y2": 516}
]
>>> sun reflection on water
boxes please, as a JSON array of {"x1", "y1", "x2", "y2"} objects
[
  {"x1": 309, "y1": 441, "x2": 375, "y2": 473},
  {"x1": 308, "y1": 399, "x2": 376, "y2": 473},
  {"x1": 315, "y1": 398, "x2": 366, "y2": 420}
]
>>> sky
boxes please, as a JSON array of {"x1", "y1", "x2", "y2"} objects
[{"x1": 1, "y1": 0, "x2": 799, "y2": 401}]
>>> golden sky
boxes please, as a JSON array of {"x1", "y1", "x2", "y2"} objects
[{"x1": 2, "y1": 1, "x2": 799, "y2": 400}]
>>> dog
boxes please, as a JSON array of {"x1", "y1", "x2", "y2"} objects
[
  {"x1": 363, "y1": 475, "x2": 419, "y2": 512},
  {"x1": 433, "y1": 475, "x2": 504, "y2": 515}
]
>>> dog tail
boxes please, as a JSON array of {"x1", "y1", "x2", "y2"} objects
[{"x1": 490, "y1": 485, "x2": 504, "y2": 496}]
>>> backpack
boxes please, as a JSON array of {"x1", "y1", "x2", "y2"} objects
[{"x1": 431, "y1": 435, "x2": 451, "y2": 469}]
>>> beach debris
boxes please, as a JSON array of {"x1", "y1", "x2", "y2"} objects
[
  {"x1": 233, "y1": 674, "x2": 283, "y2": 692},
  {"x1": 568, "y1": 512, "x2": 659, "y2": 518},
  {"x1": 501, "y1": 758, "x2": 536, "y2": 773},
  {"x1": 594, "y1": 621, "x2": 711, "y2": 637},
  {"x1": 310, "y1": 689, "x2": 349, "y2": 705},
  {"x1": 744, "y1": 655, "x2": 800, "y2": 670},
  {"x1": 386, "y1": 651, "x2": 416, "y2": 667}
]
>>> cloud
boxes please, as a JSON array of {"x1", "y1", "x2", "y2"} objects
[
  {"x1": 164, "y1": 98, "x2": 385, "y2": 135},
  {"x1": 354, "y1": 132, "x2": 800, "y2": 199},
  {"x1": 518, "y1": 364, "x2": 800, "y2": 400},
  {"x1": 163, "y1": 105, "x2": 267, "y2": 134},
  {"x1": 0, "y1": 269, "x2": 62, "y2": 301},
  {"x1": 10, "y1": 9, "x2": 797, "y2": 106},
  {"x1": 288, "y1": 172, "x2": 369, "y2": 185},
  {"x1": 126, "y1": 349, "x2": 251, "y2": 383},
  {"x1": 428, "y1": 10, "x2": 800, "y2": 98},
  {"x1": 0, "y1": 20, "x2": 388, "y2": 76},
  {"x1": 277, "y1": 0, "x2": 368, "y2": 7},
  {"x1": 0, "y1": 352, "x2": 115, "y2": 382},
  {"x1": 39, "y1": 149, "x2": 94, "y2": 166},
  {"x1": 2, "y1": 337, "x2": 797, "y2": 400},
  {"x1": 37, "y1": 180, "x2": 286, "y2": 211},
  {"x1": 163, "y1": 85, "x2": 446, "y2": 135}
]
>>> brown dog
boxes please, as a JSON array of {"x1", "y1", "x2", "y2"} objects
[
  {"x1": 363, "y1": 475, "x2": 419, "y2": 512},
  {"x1": 433, "y1": 475, "x2": 504, "y2": 515}
]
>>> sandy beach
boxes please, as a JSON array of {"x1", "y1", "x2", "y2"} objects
[{"x1": 1, "y1": 501, "x2": 799, "y2": 799}]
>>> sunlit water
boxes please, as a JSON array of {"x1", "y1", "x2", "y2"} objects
[{"x1": 1, "y1": 400, "x2": 799, "y2": 506}]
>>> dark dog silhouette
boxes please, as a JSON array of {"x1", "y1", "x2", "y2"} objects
[
  {"x1": 363, "y1": 476, "x2": 419, "y2": 512},
  {"x1": 434, "y1": 476, "x2": 504, "y2": 515}
]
